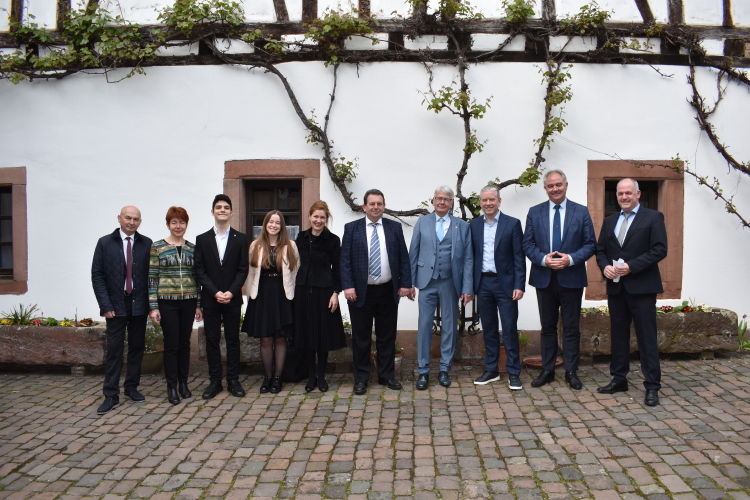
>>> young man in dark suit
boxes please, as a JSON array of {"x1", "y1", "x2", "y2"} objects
[
  {"x1": 340, "y1": 189, "x2": 412, "y2": 395},
  {"x1": 194, "y1": 194, "x2": 249, "y2": 399},
  {"x1": 522, "y1": 169, "x2": 596, "y2": 390},
  {"x1": 596, "y1": 178, "x2": 668, "y2": 406},
  {"x1": 469, "y1": 186, "x2": 526, "y2": 390},
  {"x1": 92, "y1": 206, "x2": 152, "y2": 415}
]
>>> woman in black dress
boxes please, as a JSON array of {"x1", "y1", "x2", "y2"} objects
[
  {"x1": 294, "y1": 201, "x2": 347, "y2": 392},
  {"x1": 242, "y1": 210, "x2": 299, "y2": 394}
]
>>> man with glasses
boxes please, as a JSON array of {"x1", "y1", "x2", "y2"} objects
[{"x1": 408, "y1": 186, "x2": 473, "y2": 390}]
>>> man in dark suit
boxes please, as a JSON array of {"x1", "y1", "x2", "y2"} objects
[
  {"x1": 340, "y1": 189, "x2": 412, "y2": 395},
  {"x1": 194, "y1": 194, "x2": 249, "y2": 400},
  {"x1": 469, "y1": 186, "x2": 526, "y2": 390},
  {"x1": 596, "y1": 178, "x2": 667, "y2": 406},
  {"x1": 92, "y1": 206, "x2": 152, "y2": 415},
  {"x1": 522, "y1": 170, "x2": 596, "y2": 390}
]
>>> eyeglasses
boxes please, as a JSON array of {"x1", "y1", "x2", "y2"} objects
[{"x1": 433, "y1": 197, "x2": 453, "y2": 203}]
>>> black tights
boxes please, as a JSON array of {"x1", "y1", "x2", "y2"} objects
[
  {"x1": 306, "y1": 349, "x2": 329, "y2": 381},
  {"x1": 260, "y1": 337, "x2": 287, "y2": 377}
]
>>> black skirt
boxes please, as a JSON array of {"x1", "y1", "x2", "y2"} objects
[
  {"x1": 292, "y1": 285, "x2": 347, "y2": 351},
  {"x1": 242, "y1": 274, "x2": 293, "y2": 339}
]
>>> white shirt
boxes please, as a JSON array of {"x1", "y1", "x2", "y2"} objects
[
  {"x1": 214, "y1": 226, "x2": 229, "y2": 262},
  {"x1": 482, "y1": 215, "x2": 497, "y2": 273},
  {"x1": 614, "y1": 203, "x2": 641, "y2": 241},
  {"x1": 541, "y1": 198, "x2": 574, "y2": 267},
  {"x1": 365, "y1": 218, "x2": 392, "y2": 285},
  {"x1": 119, "y1": 229, "x2": 134, "y2": 291},
  {"x1": 435, "y1": 213, "x2": 448, "y2": 240}
]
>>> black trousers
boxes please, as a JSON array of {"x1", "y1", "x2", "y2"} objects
[
  {"x1": 608, "y1": 290, "x2": 661, "y2": 391},
  {"x1": 203, "y1": 304, "x2": 242, "y2": 383},
  {"x1": 103, "y1": 294, "x2": 147, "y2": 397},
  {"x1": 159, "y1": 298, "x2": 196, "y2": 387},
  {"x1": 349, "y1": 283, "x2": 397, "y2": 384},
  {"x1": 536, "y1": 271, "x2": 584, "y2": 372}
]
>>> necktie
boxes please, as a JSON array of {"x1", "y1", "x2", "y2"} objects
[
  {"x1": 437, "y1": 217, "x2": 445, "y2": 241},
  {"x1": 125, "y1": 237, "x2": 133, "y2": 294},
  {"x1": 618, "y1": 212, "x2": 632, "y2": 246},
  {"x1": 552, "y1": 205, "x2": 561, "y2": 252},
  {"x1": 369, "y1": 223, "x2": 381, "y2": 281}
]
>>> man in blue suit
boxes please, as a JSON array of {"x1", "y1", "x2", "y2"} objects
[
  {"x1": 341, "y1": 189, "x2": 412, "y2": 395},
  {"x1": 469, "y1": 185, "x2": 526, "y2": 389},
  {"x1": 409, "y1": 186, "x2": 473, "y2": 390},
  {"x1": 522, "y1": 170, "x2": 596, "y2": 390}
]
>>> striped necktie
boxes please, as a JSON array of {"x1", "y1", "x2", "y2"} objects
[{"x1": 369, "y1": 223, "x2": 381, "y2": 280}]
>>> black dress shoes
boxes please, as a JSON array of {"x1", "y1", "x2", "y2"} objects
[
  {"x1": 318, "y1": 378, "x2": 329, "y2": 392},
  {"x1": 202, "y1": 381, "x2": 223, "y2": 399},
  {"x1": 438, "y1": 371, "x2": 451, "y2": 388},
  {"x1": 416, "y1": 374, "x2": 429, "y2": 390},
  {"x1": 124, "y1": 389, "x2": 145, "y2": 402},
  {"x1": 259, "y1": 376, "x2": 272, "y2": 394},
  {"x1": 269, "y1": 377, "x2": 283, "y2": 394},
  {"x1": 597, "y1": 380, "x2": 628, "y2": 394},
  {"x1": 96, "y1": 396, "x2": 119, "y2": 415},
  {"x1": 353, "y1": 382, "x2": 368, "y2": 395},
  {"x1": 565, "y1": 371, "x2": 583, "y2": 390},
  {"x1": 531, "y1": 370, "x2": 555, "y2": 388},
  {"x1": 305, "y1": 377, "x2": 317, "y2": 393},
  {"x1": 227, "y1": 380, "x2": 246, "y2": 397},
  {"x1": 178, "y1": 382, "x2": 192, "y2": 399},
  {"x1": 474, "y1": 371, "x2": 500, "y2": 385},
  {"x1": 378, "y1": 378, "x2": 402, "y2": 390},
  {"x1": 167, "y1": 386, "x2": 180, "y2": 405},
  {"x1": 644, "y1": 389, "x2": 659, "y2": 406}
]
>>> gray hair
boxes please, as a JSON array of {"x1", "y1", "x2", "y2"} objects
[
  {"x1": 479, "y1": 185, "x2": 500, "y2": 198},
  {"x1": 617, "y1": 178, "x2": 640, "y2": 192},
  {"x1": 543, "y1": 169, "x2": 568, "y2": 184},
  {"x1": 434, "y1": 185, "x2": 455, "y2": 198}
]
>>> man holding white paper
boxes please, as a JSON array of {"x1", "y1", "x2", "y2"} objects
[{"x1": 595, "y1": 179, "x2": 667, "y2": 406}]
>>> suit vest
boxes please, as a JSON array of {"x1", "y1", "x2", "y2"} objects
[{"x1": 431, "y1": 221, "x2": 453, "y2": 280}]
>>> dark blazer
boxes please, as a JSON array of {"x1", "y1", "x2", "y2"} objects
[
  {"x1": 522, "y1": 199, "x2": 596, "y2": 289},
  {"x1": 295, "y1": 228, "x2": 342, "y2": 291},
  {"x1": 340, "y1": 217, "x2": 412, "y2": 307},
  {"x1": 596, "y1": 207, "x2": 668, "y2": 295},
  {"x1": 194, "y1": 227, "x2": 249, "y2": 308},
  {"x1": 469, "y1": 212, "x2": 526, "y2": 296},
  {"x1": 92, "y1": 229, "x2": 152, "y2": 316}
]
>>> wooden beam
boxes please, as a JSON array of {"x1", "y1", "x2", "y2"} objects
[
  {"x1": 633, "y1": 0, "x2": 655, "y2": 24},
  {"x1": 358, "y1": 0, "x2": 371, "y2": 17},
  {"x1": 9, "y1": 0, "x2": 23, "y2": 30},
  {"x1": 723, "y1": 0, "x2": 734, "y2": 28},
  {"x1": 273, "y1": 0, "x2": 289, "y2": 23},
  {"x1": 668, "y1": 0, "x2": 684, "y2": 25},
  {"x1": 85, "y1": 0, "x2": 99, "y2": 15},
  {"x1": 301, "y1": 0, "x2": 317, "y2": 23},
  {"x1": 541, "y1": 0, "x2": 555, "y2": 23},
  {"x1": 57, "y1": 0, "x2": 71, "y2": 30}
]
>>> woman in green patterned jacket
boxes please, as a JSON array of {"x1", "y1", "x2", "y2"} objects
[{"x1": 148, "y1": 207, "x2": 203, "y2": 405}]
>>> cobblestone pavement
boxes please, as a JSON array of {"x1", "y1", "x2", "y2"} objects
[{"x1": 1, "y1": 355, "x2": 749, "y2": 500}]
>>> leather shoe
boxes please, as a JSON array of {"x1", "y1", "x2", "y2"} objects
[
  {"x1": 124, "y1": 389, "x2": 145, "y2": 402},
  {"x1": 259, "y1": 376, "x2": 272, "y2": 394},
  {"x1": 178, "y1": 382, "x2": 191, "y2": 399},
  {"x1": 416, "y1": 373, "x2": 429, "y2": 390},
  {"x1": 474, "y1": 371, "x2": 500, "y2": 385},
  {"x1": 597, "y1": 380, "x2": 628, "y2": 394},
  {"x1": 318, "y1": 378, "x2": 329, "y2": 392},
  {"x1": 378, "y1": 378, "x2": 402, "y2": 390},
  {"x1": 96, "y1": 396, "x2": 119, "y2": 415},
  {"x1": 565, "y1": 371, "x2": 583, "y2": 390},
  {"x1": 531, "y1": 370, "x2": 555, "y2": 388},
  {"x1": 202, "y1": 381, "x2": 223, "y2": 399},
  {"x1": 269, "y1": 377, "x2": 282, "y2": 394},
  {"x1": 167, "y1": 386, "x2": 180, "y2": 405},
  {"x1": 353, "y1": 382, "x2": 367, "y2": 395},
  {"x1": 227, "y1": 380, "x2": 245, "y2": 397},
  {"x1": 305, "y1": 377, "x2": 317, "y2": 393},
  {"x1": 644, "y1": 389, "x2": 659, "y2": 406},
  {"x1": 438, "y1": 371, "x2": 451, "y2": 387}
]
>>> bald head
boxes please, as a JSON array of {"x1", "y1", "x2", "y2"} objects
[{"x1": 118, "y1": 206, "x2": 142, "y2": 236}]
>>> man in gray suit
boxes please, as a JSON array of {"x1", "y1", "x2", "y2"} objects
[{"x1": 409, "y1": 186, "x2": 473, "y2": 389}]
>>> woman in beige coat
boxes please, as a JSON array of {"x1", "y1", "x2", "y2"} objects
[{"x1": 242, "y1": 210, "x2": 300, "y2": 393}]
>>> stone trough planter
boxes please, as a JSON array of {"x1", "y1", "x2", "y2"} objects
[
  {"x1": 0, "y1": 325, "x2": 107, "y2": 372},
  {"x1": 563, "y1": 308, "x2": 739, "y2": 363}
]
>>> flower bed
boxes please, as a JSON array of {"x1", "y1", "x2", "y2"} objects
[{"x1": 0, "y1": 325, "x2": 107, "y2": 367}]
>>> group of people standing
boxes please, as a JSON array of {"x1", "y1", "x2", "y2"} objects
[{"x1": 91, "y1": 170, "x2": 667, "y2": 415}]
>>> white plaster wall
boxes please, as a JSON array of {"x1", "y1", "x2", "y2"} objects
[
  {"x1": 556, "y1": 0, "x2": 641, "y2": 23},
  {"x1": 371, "y1": 0, "x2": 410, "y2": 19},
  {"x1": 735, "y1": 2, "x2": 750, "y2": 27},
  {"x1": 472, "y1": 0, "x2": 541, "y2": 20},
  {"x1": 244, "y1": 0, "x2": 276, "y2": 22},
  {"x1": 1, "y1": 60, "x2": 749, "y2": 329},
  {"x1": 98, "y1": 0, "x2": 172, "y2": 25},
  {"x1": 318, "y1": 0, "x2": 355, "y2": 17},
  {"x1": 684, "y1": 0, "x2": 723, "y2": 25},
  {"x1": 24, "y1": 0, "x2": 57, "y2": 28},
  {"x1": 0, "y1": 0, "x2": 11, "y2": 32},
  {"x1": 649, "y1": 0, "x2": 669, "y2": 24}
]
